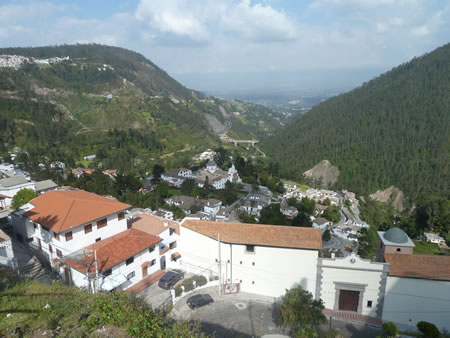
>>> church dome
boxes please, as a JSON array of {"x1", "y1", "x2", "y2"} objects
[{"x1": 383, "y1": 228, "x2": 408, "y2": 244}]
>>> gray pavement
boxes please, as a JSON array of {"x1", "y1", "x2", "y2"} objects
[
  {"x1": 172, "y1": 286, "x2": 381, "y2": 338},
  {"x1": 322, "y1": 234, "x2": 355, "y2": 257},
  {"x1": 172, "y1": 286, "x2": 288, "y2": 337},
  {"x1": 138, "y1": 281, "x2": 172, "y2": 310}
]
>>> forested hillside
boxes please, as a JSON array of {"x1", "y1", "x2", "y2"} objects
[
  {"x1": 0, "y1": 44, "x2": 283, "y2": 173},
  {"x1": 261, "y1": 43, "x2": 450, "y2": 199}
]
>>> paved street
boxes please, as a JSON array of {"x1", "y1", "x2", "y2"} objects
[
  {"x1": 172, "y1": 286, "x2": 288, "y2": 337},
  {"x1": 138, "y1": 277, "x2": 172, "y2": 310},
  {"x1": 322, "y1": 234, "x2": 355, "y2": 256},
  {"x1": 171, "y1": 286, "x2": 381, "y2": 337}
]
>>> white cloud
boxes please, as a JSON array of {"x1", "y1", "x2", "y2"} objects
[
  {"x1": 220, "y1": 0, "x2": 297, "y2": 42},
  {"x1": 135, "y1": 0, "x2": 297, "y2": 44}
]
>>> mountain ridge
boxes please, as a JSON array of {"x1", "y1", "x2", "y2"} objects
[{"x1": 261, "y1": 43, "x2": 450, "y2": 199}]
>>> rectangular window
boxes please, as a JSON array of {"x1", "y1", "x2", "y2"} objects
[
  {"x1": 169, "y1": 228, "x2": 176, "y2": 236},
  {"x1": 127, "y1": 271, "x2": 135, "y2": 280},
  {"x1": 245, "y1": 245, "x2": 255, "y2": 253},
  {"x1": 84, "y1": 224, "x2": 92, "y2": 234},
  {"x1": 48, "y1": 244, "x2": 53, "y2": 254},
  {"x1": 97, "y1": 218, "x2": 107, "y2": 229},
  {"x1": 149, "y1": 246, "x2": 154, "y2": 253},
  {"x1": 54, "y1": 232, "x2": 60, "y2": 240},
  {"x1": 33, "y1": 223, "x2": 37, "y2": 230},
  {"x1": 150, "y1": 259, "x2": 156, "y2": 266},
  {"x1": 103, "y1": 269, "x2": 112, "y2": 277},
  {"x1": 367, "y1": 300, "x2": 373, "y2": 308},
  {"x1": 126, "y1": 257, "x2": 134, "y2": 266},
  {"x1": 65, "y1": 231, "x2": 73, "y2": 241},
  {"x1": 95, "y1": 237, "x2": 101, "y2": 242},
  {"x1": 56, "y1": 249, "x2": 62, "y2": 258},
  {"x1": 118, "y1": 212, "x2": 125, "y2": 221},
  {"x1": 169, "y1": 241, "x2": 177, "y2": 249}
]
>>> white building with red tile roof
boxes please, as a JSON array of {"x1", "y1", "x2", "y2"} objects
[
  {"x1": 63, "y1": 228, "x2": 162, "y2": 291},
  {"x1": 129, "y1": 212, "x2": 181, "y2": 270},
  {"x1": 179, "y1": 219, "x2": 322, "y2": 298},
  {"x1": 11, "y1": 190, "x2": 135, "y2": 286}
]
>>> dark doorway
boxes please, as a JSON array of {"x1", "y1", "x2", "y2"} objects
[
  {"x1": 64, "y1": 267, "x2": 70, "y2": 284},
  {"x1": 142, "y1": 265, "x2": 148, "y2": 277},
  {"x1": 338, "y1": 290, "x2": 359, "y2": 312},
  {"x1": 160, "y1": 256, "x2": 166, "y2": 270},
  {"x1": 37, "y1": 238, "x2": 42, "y2": 251}
]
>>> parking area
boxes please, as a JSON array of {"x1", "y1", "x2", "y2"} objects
[
  {"x1": 322, "y1": 234, "x2": 356, "y2": 256},
  {"x1": 138, "y1": 281, "x2": 172, "y2": 310},
  {"x1": 172, "y1": 286, "x2": 289, "y2": 337},
  {"x1": 172, "y1": 286, "x2": 381, "y2": 338}
]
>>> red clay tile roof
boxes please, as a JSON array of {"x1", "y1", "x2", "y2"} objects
[
  {"x1": 182, "y1": 219, "x2": 322, "y2": 250},
  {"x1": 24, "y1": 190, "x2": 130, "y2": 233},
  {"x1": 384, "y1": 254, "x2": 450, "y2": 281},
  {"x1": 130, "y1": 213, "x2": 180, "y2": 235},
  {"x1": 65, "y1": 229, "x2": 161, "y2": 274}
]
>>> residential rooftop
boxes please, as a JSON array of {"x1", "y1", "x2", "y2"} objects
[
  {"x1": 24, "y1": 190, "x2": 130, "y2": 233},
  {"x1": 130, "y1": 213, "x2": 180, "y2": 236},
  {"x1": 181, "y1": 219, "x2": 322, "y2": 250},
  {"x1": 65, "y1": 228, "x2": 161, "y2": 274},
  {"x1": 0, "y1": 175, "x2": 30, "y2": 188},
  {"x1": 384, "y1": 253, "x2": 450, "y2": 281}
]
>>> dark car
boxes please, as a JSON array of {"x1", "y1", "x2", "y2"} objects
[
  {"x1": 187, "y1": 294, "x2": 214, "y2": 309},
  {"x1": 158, "y1": 269, "x2": 184, "y2": 289}
]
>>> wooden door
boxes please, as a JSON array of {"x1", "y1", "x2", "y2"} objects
[
  {"x1": 142, "y1": 265, "x2": 148, "y2": 277},
  {"x1": 338, "y1": 290, "x2": 359, "y2": 312},
  {"x1": 64, "y1": 267, "x2": 70, "y2": 284}
]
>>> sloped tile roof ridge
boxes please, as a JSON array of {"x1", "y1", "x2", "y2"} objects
[{"x1": 182, "y1": 219, "x2": 322, "y2": 250}]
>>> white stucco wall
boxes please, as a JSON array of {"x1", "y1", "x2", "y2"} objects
[
  {"x1": 382, "y1": 276, "x2": 450, "y2": 331},
  {"x1": 22, "y1": 212, "x2": 128, "y2": 260},
  {"x1": 318, "y1": 254, "x2": 388, "y2": 318},
  {"x1": 0, "y1": 181, "x2": 35, "y2": 207},
  {"x1": 66, "y1": 244, "x2": 161, "y2": 291},
  {"x1": 179, "y1": 225, "x2": 319, "y2": 298},
  {"x1": 0, "y1": 237, "x2": 15, "y2": 268}
]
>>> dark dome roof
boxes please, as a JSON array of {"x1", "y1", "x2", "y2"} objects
[{"x1": 383, "y1": 228, "x2": 408, "y2": 244}]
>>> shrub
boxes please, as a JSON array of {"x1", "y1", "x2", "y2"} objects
[
  {"x1": 193, "y1": 275, "x2": 207, "y2": 287},
  {"x1": 417, "y1": 321, "x2": 440, "y2": 338},
  {"x1": 174, "y1": 285, "x2": 182, "y2": 297},
  {"x1": 381, "y1": 322, "x2": 398, "y2": 337},
  {"x1": 182, "y1": 278, "x2": 194, "y2": 292}
]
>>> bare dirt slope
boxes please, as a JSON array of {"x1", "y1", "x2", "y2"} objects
[
  {"x1": 303, "y1": 160, "x2": 340, "y2": 187},
  {"x1": 369, "y1": 185, "x2": 406, "y2": 211}
]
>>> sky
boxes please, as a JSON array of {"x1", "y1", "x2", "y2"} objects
[{"x1": 1, "y1": 0, "x2": 449, "y2": 94}]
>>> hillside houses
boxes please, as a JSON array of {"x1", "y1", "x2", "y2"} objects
[
  {"x1": 165, "y1": 195, "x2": 223, "y2": 219},
  {"x1": 161, "y1": 161, "x2": 241, "y2": 190}
]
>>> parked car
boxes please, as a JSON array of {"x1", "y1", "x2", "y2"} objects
[
  {"x1": 345, "y1": 247, "x2": 353, "y2": 252},
  {"x1": 187, "y1": 294, "x2": 214, "y2": 309},
  {"x1": 158, "y1": 269, "x2": 184, "y2": 289}
]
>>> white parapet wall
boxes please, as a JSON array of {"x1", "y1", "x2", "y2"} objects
[{"x1": 382, "y1": 276, "x2": 450, "y2": 332}]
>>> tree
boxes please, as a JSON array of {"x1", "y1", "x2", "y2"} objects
[
  {"x1": 181, "y1": 179, "x2": 196, "y2": 195},
  {"x1": 381, "y1": 322, "x2": 398, "y2": 337},
  {"x1": 12, "y1": 188, "x2": 37, "y2": 210},
  {"x1": 259, "y1": 204, "x2": 288, "y2": 225},
  {"x1": 417, "y1": 321, "x2": 440, "y2": 338},
  {"x1": 298, "y1": 197, "x2": 316, "y2": 216},
  {"x1": 322, "y1": 229, "x2": 331, "y2": 242},
  {"x1": 154, "y1": 182, "x2": 170, "y2": 199},
  {"x1": 280, "y1": 286, "x2": 327, "y2": 334},
  {"x1": 322, "y1": 206, "x2": 341, "y2": 223},
  {"x1": 291, "y1": 212, "x2": 312, "y2": 227},
  {"x1": 152, "y1": 164, "x2": 164, "y2": 179}
]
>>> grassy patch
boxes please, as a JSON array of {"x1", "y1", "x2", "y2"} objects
[
  {"x1": 413, "y1": 240, "x2": 441, "y2": 255},
  {"x1": 0, "y1": 280, "x2": 199, "y2": 337},
  {"x1": 281, "y1": 179, "x2": 310, "y2": 191}
]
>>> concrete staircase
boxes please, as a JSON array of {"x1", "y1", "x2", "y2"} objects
[{"x1": 11, "y1": 239, "x2": 52, "y2": 284}]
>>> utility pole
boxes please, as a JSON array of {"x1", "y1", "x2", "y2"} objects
[
  {"x1": 218, "y1": 233, "x2": 222, "y2": 295},
  {"x1": 94, "y1": 249, "x2": 98, "y2": 294}
]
